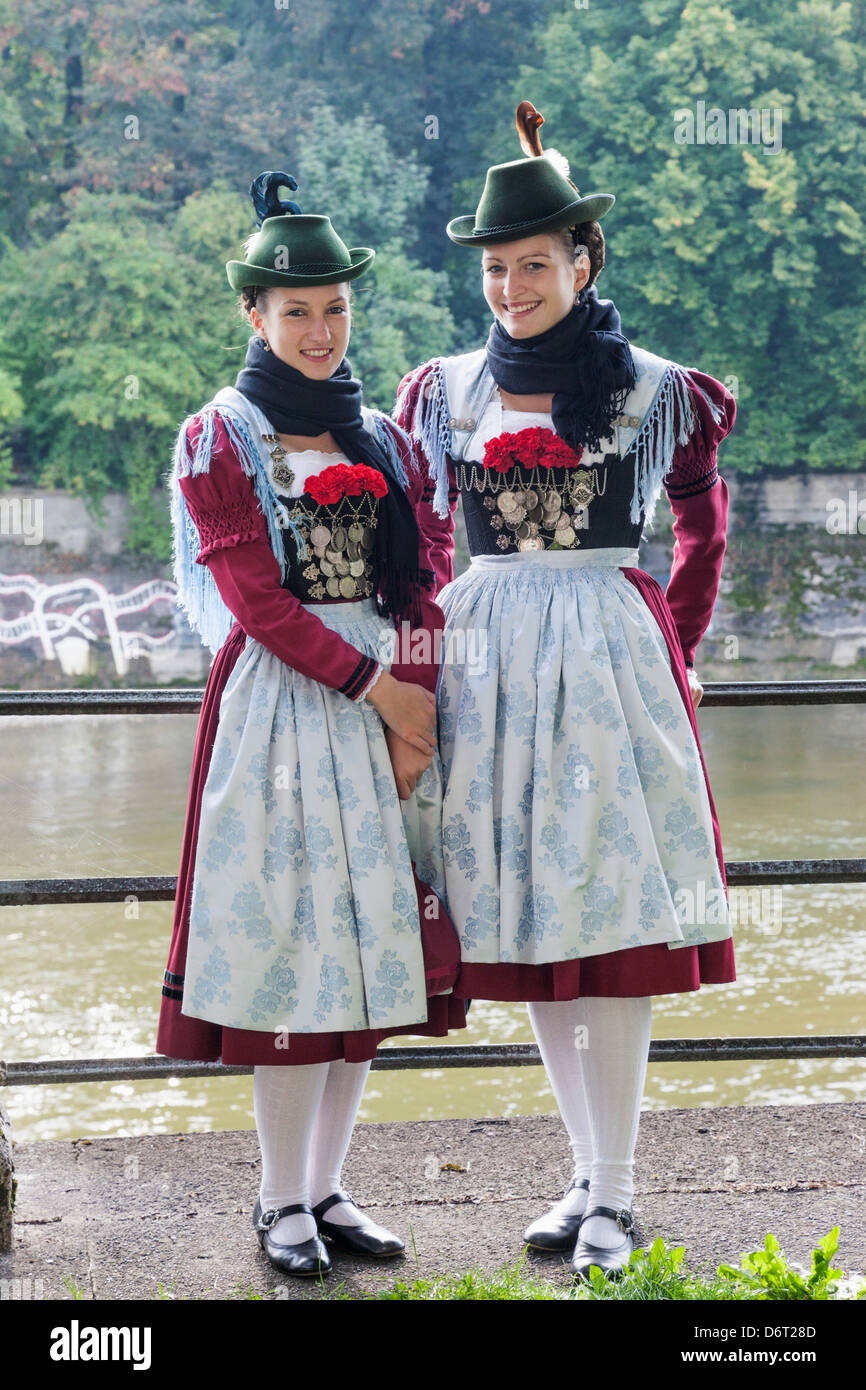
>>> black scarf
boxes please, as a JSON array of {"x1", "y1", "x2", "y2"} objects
[
  {"x1": 235, "y1": 334, "x2": 427, "y2": 626},
  {"x1": 485, "y1": 286, "x2": 636, "y2": 454}
]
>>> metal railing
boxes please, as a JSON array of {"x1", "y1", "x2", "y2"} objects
[{"x1": 1, "y1": 679, "x2": 865, "y2": 1088}]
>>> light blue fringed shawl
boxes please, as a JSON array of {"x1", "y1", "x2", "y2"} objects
[
  {"x1": 393, "y1": 349, "x2": 726, "y2": 531},
  {"x1": 628, "y1": 357, "x2": 727, "y2": 530},
  {"x1": 394, "y1": 359, "x2": 452, "y2": 520},
  {"x1": 168, "y1": 396, "x2": 412, "y2": 655}
]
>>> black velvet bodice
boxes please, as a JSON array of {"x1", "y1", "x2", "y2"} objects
[
  {"x1": 454, "y1": 445, "x2": 643, "y2": 555},
  {"x1": 275, "y1": 483, "x2": 381, "y2": 603}
]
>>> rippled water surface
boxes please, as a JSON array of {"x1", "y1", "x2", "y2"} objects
[{"x1": 1, "y1": 705, "x2": 864, "y2": 1141}]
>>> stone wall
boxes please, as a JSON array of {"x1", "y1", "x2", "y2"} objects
[{"x1": 646, "y1": 471, "x2": 866, "y2": 677}]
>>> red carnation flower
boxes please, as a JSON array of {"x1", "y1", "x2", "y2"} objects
[
  {"x1": 305, "y1": 462, "x2": 389, "y2": 504},
  {"x1": 482, "y1": 427, "x2": 583, "y2": 474}
]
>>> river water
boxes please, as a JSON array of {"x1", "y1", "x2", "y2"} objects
[{"x1": 1, "y1": 704, "x2": 864, "y2": 1142}]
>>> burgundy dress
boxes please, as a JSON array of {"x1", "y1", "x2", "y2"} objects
[
  {"x1": 395, "y1": 363, "x2": 737, "y2": 1001},
  {"x1": 156, "y1": 412, "x2": 466, "y2": 1063}
]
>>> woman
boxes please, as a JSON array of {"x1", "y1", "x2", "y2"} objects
[
  {"x1": 157, "y1": 171, "x2": 465, "y2": 1279},
  {"x1": 394, "y1": 104, "x2": 736, "y2": 1279}
]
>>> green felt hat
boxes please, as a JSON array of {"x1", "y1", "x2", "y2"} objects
[
  {"x1": 226, "y1": 171, "x2": 375, "y2": 290},
  {"x1": 447, "y1": 103, "x2": 615, "y2": 247}
]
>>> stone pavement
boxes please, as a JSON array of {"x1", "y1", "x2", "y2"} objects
[{"x1": 1, "y1": 1101, "x2": 864, "y2": 1301}]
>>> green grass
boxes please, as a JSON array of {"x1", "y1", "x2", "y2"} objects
[
  {"x1": 375, "y1": 1257, "x2": 565, "y2": 1301},
  {"x1": 373, "y1": 1228, "x2": 866, "y2": 1302}
]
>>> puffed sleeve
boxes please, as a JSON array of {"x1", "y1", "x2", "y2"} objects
[
  {"x1": 180, "y1": 412, "x2": 384, "y2": 700},
  {"x1": 393, "y1": 362, "x2": 460, "y2": 594},
  {"x1": 662, "y1": 370, "x2": 736, "y2": 668}
]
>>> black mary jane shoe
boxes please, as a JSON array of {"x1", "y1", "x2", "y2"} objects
[
  {"x1": 523, "y1": 1178, "x2": 591, "y2": 1252},
  {"x1": 253, "y1": 1197, "x2": 331, "y2": 1278},
  {"x1": 570, "y1": 1205, "x2": 638, "y2": 1281},
  {"x1": 312, "y1": 1190, "x2": 405, "y2": 1258}
]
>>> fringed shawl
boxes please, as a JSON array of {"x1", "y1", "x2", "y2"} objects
[
  {"x1": 627, "y1": 358, "x2": 728, "y2": 529},
  {"x1": 393, "y1": 349, "x2": 727, "y2": 531},
  {"x1": 167, "y1": 393, "x2": 413, "y2": 655},
  {"x1": 394, "y1": 359, "x2": 452, "y2": 521}
]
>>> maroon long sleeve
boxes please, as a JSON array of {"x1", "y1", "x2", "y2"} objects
[
  {"x1": 180, "y1": 412, "x2": 380, "y2": 699},
  {"x1": 662, "y1": 370, "x2": 737, "y2": 667}
]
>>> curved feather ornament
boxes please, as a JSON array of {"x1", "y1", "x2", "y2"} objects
[
  {"x1": 515, "y1": 101, "x2": 581, "y2": 196},
  {"x1": 516, "y1": 99, "x2": 545, "y2": 157},
  {"x1": 249, "y1": 170, "x2": 302, "y2": 228}
]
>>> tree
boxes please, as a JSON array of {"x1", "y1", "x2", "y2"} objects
[
  {"x1": 0, "y1": 182, "x2": 251, "y2": 557},
  {"x1": 291, "y1": 104, "x2": 458, "y2": 404},
  {"x1": 510, "y1": 0, "x2": 866, "y2": 473}
]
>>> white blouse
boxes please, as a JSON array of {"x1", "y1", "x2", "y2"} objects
[
  {"x1": 464, "y1": 397, "x2": 555, "y2": 464},
  {"x1": 271, "y1": 447, "x2": 351, "y2": 498}
]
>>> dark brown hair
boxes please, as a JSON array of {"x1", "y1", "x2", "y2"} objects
[
  {"x1": 238, "y1": 285, "x2": 273, "y2": 324},
  {"x1": 554, "y1": 220, "x2": 606, "y2": 287}
]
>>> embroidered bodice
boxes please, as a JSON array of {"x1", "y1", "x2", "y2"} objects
[
  {"x1": 267, "y1": 446, "x2": 383, "y2": 603},
  {"x1": 171, "y1": 396, "x2": 444, "y2": 697},
  {"x1": 393, "y1": 349, "x2": 737, "y2": 669},
  {"x1": 455, "y1": 396, "x2": 642, "y2": 555}
]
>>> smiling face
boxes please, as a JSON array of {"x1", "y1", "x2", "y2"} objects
[
  {"x1": 249, "y1": 283, "x2": 351, "y2": 377},
  {"x1": 481, "y1": 233, "x2": 590, "y2": 338}
]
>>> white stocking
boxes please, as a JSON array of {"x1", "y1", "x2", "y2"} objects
[
  {"x1": 527, "y1": 999, "x2": 594, "y2": 1219},
  {"x1": 309, "y1": 1059, "x2": 372, "y2": 1228},
  {"x1": 253, "y1": 1062, "x2": 330, "y2": 1243},
  {"x1": 578, "y1": 995, "x2": 652, "y2": 1249}
]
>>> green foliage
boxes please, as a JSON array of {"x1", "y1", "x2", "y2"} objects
[
  {"x1": 574, "y1": 1235, "x2": 738, "y2": 1301},
  {"x1": 351, "y1": 240, "x2": 457, "y2": 409},
  {"x1": 592, "y1": 1229, "x2": 865, "y2": 1302},
  {"x1": 723, "y1": 500, "x2": 866, "y2": 630},
  {"x1": 717, "y1": 1227, "x2": 847, "y2": 1301},
  {"x1": 0, "y1": 106, "x2": 457, "y2": 552},
  {"x1": 372, "y1": 1229, "x2": 866, "y2": 1301},
  {"x1": 294, "y1": 105, "x2": 429, "y2": 251},
  {"x1": 292, "y1": 106, "x2": 459, "y2": 407},
  {"x1": 151, "y1": 1277, "x2": 180, "y2": 1300},
  {"x1": 511, "y1": 0, "x2": 866, "y2": 476},
  {"x1": 0, "y1": 182, "x2": 252, "y2": 557},
  {"x1": 83, "y1": 1229, "x2": 866, "y2": 1301},
  {"x1": 0, "y1": 342, "x2": 25, "y2": 487},
  {"x1": 0, "y1": 363, "x2": 24, "y2": 424},
  {"x1": 1, "y1": 0, "x2": 864, "y2": 554}
]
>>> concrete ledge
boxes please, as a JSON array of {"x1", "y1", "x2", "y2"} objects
[{"x1": 1, "y1": 1102, "x2": 864, "y2": 1300}]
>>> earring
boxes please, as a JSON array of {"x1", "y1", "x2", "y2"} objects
[{"x1": 261, "y1": 336, "x2": 271, "y2": 352}]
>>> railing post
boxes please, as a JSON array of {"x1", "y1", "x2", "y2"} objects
[{"x1": 0, "y1": 1094, "x2": 14, "y2": 1251}]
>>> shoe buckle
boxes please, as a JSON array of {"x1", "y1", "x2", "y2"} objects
[
  {"x1": 259, "y1": 1208, "x2": 280, "y2": 1230},
  {"x1": 616, "y1": 1209, "x2": 635, "y2": 1235}
]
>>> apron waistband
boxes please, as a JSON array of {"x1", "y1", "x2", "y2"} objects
[
  {"x1": 298, "y1": 596, "x2": 383, "y2": 624},
  {"x1": 468, "y1": 547, "x2": 640, "y2": 571}
]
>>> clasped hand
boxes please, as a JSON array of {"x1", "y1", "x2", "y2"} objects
[
  {"x1": 364, "y1": 671, "x2": 437, "y2": 799},
  {"x1": 385, "y1": 726, "x2": 433, "y2": 800}
]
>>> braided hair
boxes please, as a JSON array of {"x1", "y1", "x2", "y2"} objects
[{"x1": 555, "y1": 220, "x2": 606, "y2": 287}]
